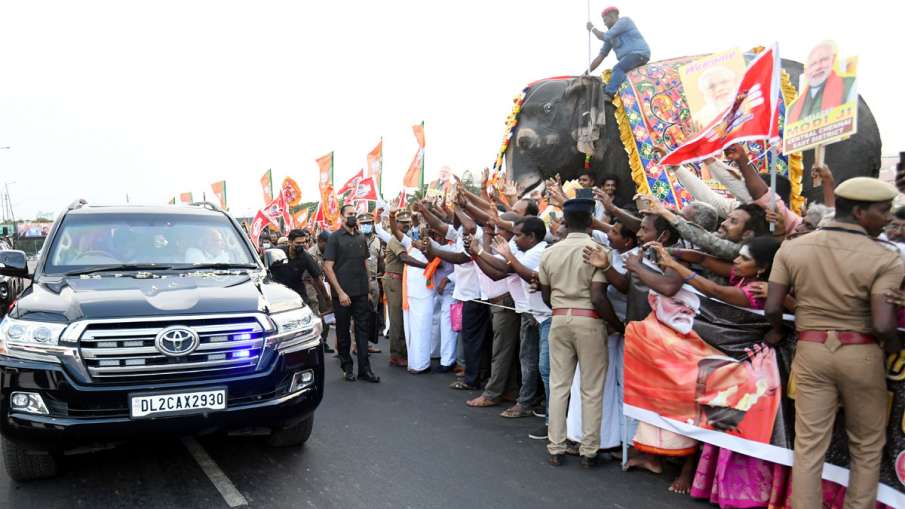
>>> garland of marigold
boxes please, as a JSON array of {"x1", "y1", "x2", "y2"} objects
[{"x1": 492, "y1": 89, "x2": 528, "y2": 176}]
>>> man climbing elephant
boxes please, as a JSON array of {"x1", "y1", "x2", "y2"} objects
[{"x1": 586, "y1": 6, "x2": 650, "y2": 101}]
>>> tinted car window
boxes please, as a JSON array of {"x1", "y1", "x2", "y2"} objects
[{"x1": 45, "y1": 213, "x2": 256, "y2": 273}]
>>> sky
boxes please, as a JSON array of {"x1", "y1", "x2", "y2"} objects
[{"x1": 1, "y1": 0, "x2": 901, "y2": 220}]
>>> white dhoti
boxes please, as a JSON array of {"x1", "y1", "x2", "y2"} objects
[
  {"x1": 438, "y1": 291, "x2": 457, "y2": 367},
  {"x1": 430, "y1": 294, "x2": 442, "y2": 359},
  {"x1": 402, "y1": 248, "x2": 435, "y2": 372},
  {"x1": 567, "y1": 333, "x2": 625, "y2": 449}
]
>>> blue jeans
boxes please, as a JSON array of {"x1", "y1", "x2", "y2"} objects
[
  {"x1": 538, "y1": 317, "x2": 551, "y2": 424},
  {"x1": 605, "y1": 53, "x2": 649, "y2": 96}
]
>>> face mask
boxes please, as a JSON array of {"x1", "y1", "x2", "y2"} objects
[
  {"x1": 346, "y1": 216, "x2": 358, "y2": 227},
  {"x1": 361, "y1": 224, "x2": 373, "y2": 235}
]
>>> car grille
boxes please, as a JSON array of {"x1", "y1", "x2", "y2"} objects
[{"x1": 78, "y1": 316, "x2": 267, "y2": 383}]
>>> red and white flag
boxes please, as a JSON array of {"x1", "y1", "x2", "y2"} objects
[
  {"x1": 263, "y1": 195, "x2": 293, "y2": 233},
  {"x1": 351, "y1": 177, "x2": 379, "y2": 202},
  {"x1": 661, "y1": 44, "x2": 781, "y2": 166},
  {"x1": 249, "y1": 210, "x2": 275, "y2": 248},
  {"x1": 336, "y1": 169, "x2": 364, "y2": 197}
]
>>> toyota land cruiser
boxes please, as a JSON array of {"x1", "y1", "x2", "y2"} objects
[{"x1": 0, "y1": 201, "x2": 324, "y2": 480}]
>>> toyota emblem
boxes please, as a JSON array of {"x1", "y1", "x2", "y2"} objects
[{"x1": 155, "y1": 326, "x2": 200, "y2": 357}]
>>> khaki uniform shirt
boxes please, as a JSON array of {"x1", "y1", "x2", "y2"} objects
[
  {"x1": 537, "y1": 232, "x2": 608, "y2": 310},
  {"x1": 770, "y1": 220, "x2": 905, "y2": 333},
  {"x1": 366, "y1": 235, "x2": 381, "y2": 301},
  {"x1": 385, "y1": 238, "x2": 406, "y2": 275}
]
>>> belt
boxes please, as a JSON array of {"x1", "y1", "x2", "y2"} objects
[
  {"x1": 798, "y1": 330, "x2": 876, "y2": 345},
  {"x1": 552, "y1": 308, "x2": 600, "y2": 319},
  {"x1": 384, "y1": 272, "x2": 402, "y2": 280}
]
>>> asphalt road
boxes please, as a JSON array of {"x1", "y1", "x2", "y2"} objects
[{"x1": 0, "y1": 345, "x2": 711, "y2": 509}]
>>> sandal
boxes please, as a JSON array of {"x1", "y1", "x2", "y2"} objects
[
  {"x1": 448, "y1": 381, "x2": 479, "y2": 391},
  {"x1": 368, "y1": 345, "x2": 382, "y2": 353},
  {"x1": 500, "y1": 404, "x2": 532, "y2": 418},
  {"x1": 466, "y1": 396, "x2": 500, "y2": 408}
]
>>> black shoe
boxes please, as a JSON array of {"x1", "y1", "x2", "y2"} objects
[
  {"x1": 579, "y1": 455, "x2": 600, "y2": 469},
  {"x1": 434, "y1": 363, "x2": 456, "y2": 373},
  {"x1": 548, "y1": 454, "x2": 564, "y2": 467},
  {"x1": 532, "y1": 407, "x2": 546, "y2": 419},
  {"x1": 323, "y1": 344, "x2": 335, "y2": 354},
  {"x1": 358, "y1": 371, "x2": 380, "y2": 383},
  {"x1": 343, "y1": 371, "x2": 356, "y2": 382},
  {"x1": 528, "y1": 425, "x2": 548, "y2": 440}
]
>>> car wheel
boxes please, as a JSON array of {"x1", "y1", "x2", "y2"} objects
[
  {"x1": 1, "y1": 436, "x2": 59, "y2": 481},
  {"x1": 266, "y1": 415, "x2": 314, "y2": 447}
]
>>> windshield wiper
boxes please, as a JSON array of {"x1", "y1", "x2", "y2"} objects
[
  {"x1": 65, "y1": 264, "x2": 174, "y2": 276},
  {"x1": 173, "y1": 263, "x2": 258, "y2": 271}
]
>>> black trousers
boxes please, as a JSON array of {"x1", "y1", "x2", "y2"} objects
[
  {"x1": 462, "y1": 300, "x2": 492, "y2": 387},
  {"x1": 334, "y1": 294, "x2": 372, "y2": 374}
]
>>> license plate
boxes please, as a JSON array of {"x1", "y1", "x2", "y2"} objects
[{"x1": 129, "y1": 388, "x2": 227, "y2": 419}]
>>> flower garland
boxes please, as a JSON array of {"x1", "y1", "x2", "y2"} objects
[{"x1": 492, "y1": 89, "x2": 528, "y2": 174}]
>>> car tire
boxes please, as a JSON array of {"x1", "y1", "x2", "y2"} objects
[
  {"x1": 266, "y1": 415, "x2": 314, "y2": 447},
  {"x1": 1, "y1": 436, "x2": 59, "y2": 481}
]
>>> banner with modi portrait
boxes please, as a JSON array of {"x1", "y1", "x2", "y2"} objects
[{"x1": 622, "y1": 285, "x2": 905, "y2": 507}]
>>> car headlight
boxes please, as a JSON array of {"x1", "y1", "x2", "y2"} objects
[
  {"x1": 0, "y1": 316, "x2": 71, "y2": 362},
  {"x1": 267, "y1": 307, "x2": 321, "y2": 352}
]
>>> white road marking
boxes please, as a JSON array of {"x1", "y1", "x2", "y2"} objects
[{"x1": 181, "y1": 436, "x2": 249, "y2": 508}]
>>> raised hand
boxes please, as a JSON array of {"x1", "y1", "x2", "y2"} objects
[
  {"x1": 765, "y1": 209, "x2": 786, "y2": 237},
  {"x1": 492, "y1": 235, "x2": 512, "y2": 258},
  {"x1": 582, "y1": 245, "x2": 610, "y2": 269},
  {"x1": 811, "y1": 164, "x2": 834, "y2": 185}
]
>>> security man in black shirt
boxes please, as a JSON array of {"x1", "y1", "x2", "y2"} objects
[
  {"x1": 270, "y1": 229, "x2": 328, "y2": 309},
  {"x1": 323, "y1": 205, "x2": 380, "y2": 383}
]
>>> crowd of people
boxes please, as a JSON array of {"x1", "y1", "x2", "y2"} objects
[{"x1": 264, "y1": 141, "x2": 905, "y2": 509}]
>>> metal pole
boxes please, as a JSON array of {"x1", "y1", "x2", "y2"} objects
[{"x1": 769, "y1": 144, "x2": 777, "y2": 233}]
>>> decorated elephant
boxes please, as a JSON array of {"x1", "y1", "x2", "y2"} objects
[{"x1": 505, "y1": 58, "x2": 882, "y2": 208}]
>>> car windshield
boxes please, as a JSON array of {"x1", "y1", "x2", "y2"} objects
[{"x1": 45, "y1": 212, "x2": 257, "y2": 274}]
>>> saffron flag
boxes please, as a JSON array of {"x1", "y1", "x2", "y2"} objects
[
  {"x1": 260, "y1": 169, "x2": 273, "y2": 204},
  {"x1": 351, "y1": 177, "x2": 379, "y2": 202},
  {"x1": 210, "y1": 181, "x2": 227, "y2": 209},
  {"x1": 293, "y1": 207, "x2": 310, "y2": 229},
  {"x1": 321, "y1": 186, "x2": 341, "y2": 228},
  {"x1": 402, "y1": 123, "x2": 425, "y2": 189},
  {"x1": 280, "y1": 177, "x2": 302, "y2": 207},
  {"x1": 316, "y1": 152, "x2": 334, "y2": 193},
  {"x1": 336, "y1": 169, "x2": 364, "y2": 197},
  {"x1": 249, "y1": 210, "x2": 275, "y2": 248},
  {"x1": 397, "y1": 189, "x2": 408, "y2": 209},
  {"x1": 661, "y1": 44, "x2": 781, "y2": 167},
  {"x1": 367, "y1": 139, "x2": 383, "y2": 196},
  {"x1": 179, "y1": 192, "x2": 193, "y2": 204}
]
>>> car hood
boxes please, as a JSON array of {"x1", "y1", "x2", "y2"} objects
[{"x1": 11, "y1": 271, "x2": 302, "y2": 323}]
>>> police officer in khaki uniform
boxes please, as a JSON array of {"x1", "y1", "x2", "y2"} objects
[
  {"x1": 384, "y1": 211, "x2": 412, "y2": 367},
  {"x1": 538, "y1": 197, "x2": 620, "y2": 468},
  {"x1": 766, "y1": 177, "x2": 904, "y2": 509}
]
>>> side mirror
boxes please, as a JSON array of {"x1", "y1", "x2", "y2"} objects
[
  {"x1": 0, "y1": 250, "x2": 29, "y2": 278},
  {"x1": 262, "y1": 248, "x2": 287, "y2": 269}
]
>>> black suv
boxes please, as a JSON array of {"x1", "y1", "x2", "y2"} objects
[{"x1": 0, "y1": 201, "x2": 324, "y2": 480}]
